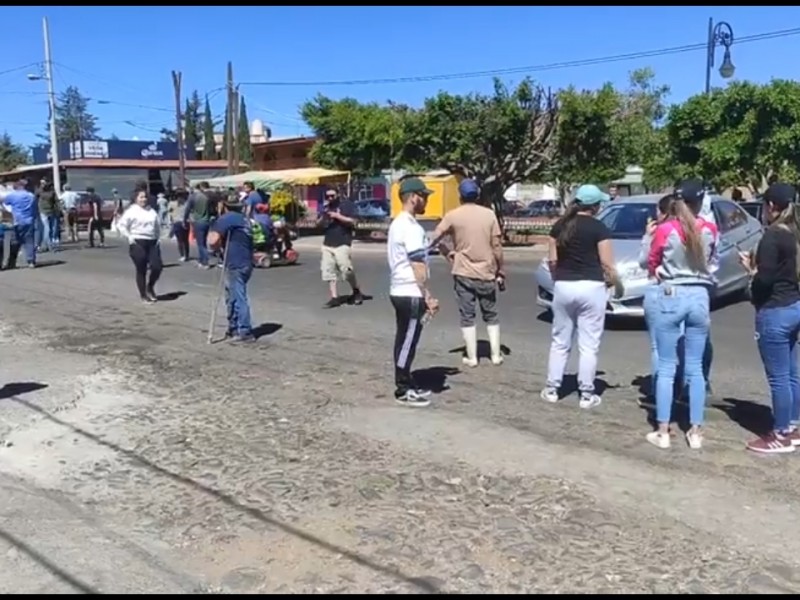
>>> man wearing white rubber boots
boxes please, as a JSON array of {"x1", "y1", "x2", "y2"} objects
[{"x1": 430, "y1": 179, "x2": 505, "y2": 367}]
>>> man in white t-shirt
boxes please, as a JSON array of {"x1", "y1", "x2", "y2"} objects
[{"x1": 387, "y1": 177, "x2": 439, "y2": 407}]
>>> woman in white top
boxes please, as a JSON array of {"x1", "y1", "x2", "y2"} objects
[{"x1": 117, "y1": 189, "x2": 163, "y2": 304}]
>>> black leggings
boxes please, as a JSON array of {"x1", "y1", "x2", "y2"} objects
[
  {"x1": 129, "y1": 239, "x2": 163, "y2": 298},
  {"x1": 89, "y1": 218, "x2": 105, "y2": 246},
  {"x1": 174, "y1": 224, "x2": 190, "y2": 259},
  {"x1": 391, "y1": 295, "x2": 427, "y2": 396}
]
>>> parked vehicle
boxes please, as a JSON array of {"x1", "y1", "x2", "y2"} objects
[
  {"x1": 534, "y1": 194, "x2": 763, "y2": 318},
  {"x1": 355, "y1": 199, "x2": 389, "y2": 219},
  {"x1": 515, "y1": 200, "x2": 562, "y2": 218},
  {"x1": 74, "y1": 192, "x2": 117, "y2": 229},
  {"x1": 740, "y1": 201, "x2": 764, "y2": 224}
]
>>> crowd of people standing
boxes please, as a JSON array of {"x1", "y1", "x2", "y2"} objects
[
  {"x1": 2, "y1": 172, "x2": 798, "y2": 456},
  {"x1": 386, "y1": 174, "x2": 800, "y2": 457}
]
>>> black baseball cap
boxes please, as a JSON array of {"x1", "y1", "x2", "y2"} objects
[
  {"x1": 762, "y1": 182, "x2": 797, "y2": 209},
  {"x1": 675, "y1": 178, "x2": 705, "y2": 204}
]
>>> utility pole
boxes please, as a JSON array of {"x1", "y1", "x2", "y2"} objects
[
  {"x1": 226, "y1": 62, "x2": 235, "y2": 175},
  {"x1": 232, "y1": 86, "x2": 240, "y2": 174},
  {"x1": 43, "y1": 17, "x2": 61, "y2": 192},
  {"x1": 171, "y1": 70, "x2": 186, "y2": 189}
]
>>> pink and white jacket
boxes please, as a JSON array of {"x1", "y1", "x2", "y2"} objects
[{"x1": 647, "y1": 217, "x2": 719, "y2": 287}]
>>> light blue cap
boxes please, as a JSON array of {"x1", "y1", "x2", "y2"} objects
[{"x1": 574, "y1": 184, "x2": 610, "y2": 206}]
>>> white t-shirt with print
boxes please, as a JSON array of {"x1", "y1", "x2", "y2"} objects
[{"x1": 388, "y1": 211, "x2": 428, "y2": 297}]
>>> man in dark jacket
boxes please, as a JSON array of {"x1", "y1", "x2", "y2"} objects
[
  {"x1": 86, "y1": 186, "x2": 105, "y2": 248},
  {"x1": 37, "y1": 180, "x2": 59, "y2": 252},
  {"x1": 183, "y1": 181, "x2": 215, "y2": 268}
]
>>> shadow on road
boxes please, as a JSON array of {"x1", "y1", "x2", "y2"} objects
[
  {"x1": 448, "y1": 341, "x2": 512, "y2": 361},
  {"x1": 412, "y1": 366, "x2": 460, "y2": 394},
  {"x1": 324, "y1": 294, "x2": 375, "y2": 309},
  {"x1": 712, "y1": 397, "x2": 772, "y2": 436},
  {"x1": 252, "y1": 322, "x2": 283, "y2": 340},
  {"x1": 559, "y1": 371, "x2": 616, "y2": 397},
  {"x1": 0, "y1": 382, "x2": 48, "y2": 400},
  {"x1": 0, "y1": 381, "x2": 98, "y2": 594},
  {"x1": 33, "y1": 260, "x2": 67, "y2": 269},
  {"x1": 3, "y1": 392, "x2": 443, "y2": 594},
  {"x1": 155, "y1": 291, "x2": 187, "y2": 302},
  {"x1": 0, "y1": 526, "x2": 99, "y2": 594}
]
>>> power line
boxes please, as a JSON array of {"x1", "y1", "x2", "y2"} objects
[
  {"x1": 0, "y1": 62, "x2": 42, "y2": 79},
  {"x1": 237, "y1": 26, "x2": 800, "y2": 88}
]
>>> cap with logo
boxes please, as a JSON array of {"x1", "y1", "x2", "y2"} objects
[
  {"x1": 399, "y1": 177, "x2": 434, "y2": 197},
  {"x1": 762, "y1": 182, "x2": 797, "y2": 209},
  {"x1": 458, "y1": 178, "x2": 480, "y2": 200},
  {"x1": 675, "y1": 178, "x2": 706, "y2": 204},
  {"x1": 574, "y1": 184, "x2": 610, "y2": 206}
]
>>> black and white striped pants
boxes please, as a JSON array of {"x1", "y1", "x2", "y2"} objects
[{"x1": 391, "y1": 295, "x2": 427, "y2": 396}]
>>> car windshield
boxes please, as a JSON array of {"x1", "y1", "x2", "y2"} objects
[{"x1": 597, "y1": 202, "x2": 657, "y2": 240}]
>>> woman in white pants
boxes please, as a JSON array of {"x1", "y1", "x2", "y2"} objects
[{"x1": 541, "y1": 185, "x2": 622, "y2": 409}]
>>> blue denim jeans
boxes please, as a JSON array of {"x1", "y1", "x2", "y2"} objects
[
  {"x1": 47, "y1": 214, "x2": 60, "y2": 249},
  {"x1": 14, "y1": 223, "x2": 36, "y2": 265},
  {"x1": 645, "y1": 285, "x2": 713, "y2": 396},
  {"x1": 755, "y1": 301, "x2": 800, "y2": 433},
  {"x1": 644, "y1": 284, "x2": 711, "y2": 426},
  {"x1": 193, "y1": 221, "x2": 210, "y2": 266},
  {"x1": 225, "y1": 266, "x2": 253, "y2": 336}
]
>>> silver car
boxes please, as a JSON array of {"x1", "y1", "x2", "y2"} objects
[{"x1": 534, "y1": 194, "x2": 763, "y2": 318}]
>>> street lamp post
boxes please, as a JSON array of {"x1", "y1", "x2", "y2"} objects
[
  {"x1": 705, "y1": 18, "x2": 735, "y2": 95},
  {"x1": 26, "y1": 17, "x2": 60, "y2": 192}
]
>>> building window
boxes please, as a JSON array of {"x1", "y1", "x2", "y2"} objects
[{"x1": 356, "y1": 184, "x2": 374, "y2": 201}]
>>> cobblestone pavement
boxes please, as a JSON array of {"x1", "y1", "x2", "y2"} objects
[{"x1": 0, "y1": 239, "x2": 799, "y2": 593}]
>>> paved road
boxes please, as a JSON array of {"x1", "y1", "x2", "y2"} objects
[{"x1": 0, "y1": 236, "x2": 797, "y2": 594}]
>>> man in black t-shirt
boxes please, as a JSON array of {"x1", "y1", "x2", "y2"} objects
[
  {"x1": 86, "y1": 186, "x2": 105, "y2": 248},
  {"x1": 320, "y1": 188, "x2": 364, "y2": 308}
]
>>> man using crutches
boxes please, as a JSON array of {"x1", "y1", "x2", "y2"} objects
[{"x1": 207, "y1": 195, "x2": 255, "y2": 344}]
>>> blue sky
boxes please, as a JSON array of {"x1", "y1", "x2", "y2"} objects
[{"x1": 1, "y1": 6, "x2": 799, "y2": 150}]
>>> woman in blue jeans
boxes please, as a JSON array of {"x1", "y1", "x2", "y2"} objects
[
  {"x1": 643, "y1": 189, "x2": 719, "y2": 450},
  {"x1": 639, "y1": 194, "x2": 714, "y2": 402},
  {"x1": 739, "y1": 183, "x2": 800, "y2": 454}
]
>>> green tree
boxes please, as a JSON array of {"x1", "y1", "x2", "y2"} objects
[
  {"x1": 108, "y1": 133, "x2": 120, "y2": 141},
  {"x1": 237, "y1": 95, "x2": 252, "y2": 164},
  {"x1": 41, "y1": 85, "x2": 100, "y2": 143},
  {"x1": 301, "y1": 95, "x2": 411, "y2": 176},
  {"x1": 159, "y1": 127, "x2": 176, "y2": 142},
  {"x1": 615, "y1": 68, "x2": 672, "y2": 191},
  {"x1": 184, "y1": 90, "x2": 202, "y2": 151},
  {"x1": 549, "y1": 83, "x2": 623, "y2": 198},
  {"x1": 550, "y1": 68, "x2": 671, "y2": 196},
  {"x1": 409, "y1": 78, "x2": 559, "y2": 219},
  {"x1": 665, "y1": 80, "x2": 800, "y2": 192},
  {"x1": 0, "y1": 132, "x2": 29, "y2": 171},
  {"x1": 202, "y1": 96, "x2": 216, "y2": 159}
]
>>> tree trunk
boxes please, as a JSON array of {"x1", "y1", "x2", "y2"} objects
[{"x1": 483, "y1": 180, "x2": 506, "y2": 233}]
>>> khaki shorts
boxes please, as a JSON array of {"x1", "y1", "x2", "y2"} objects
[{"x1": 321, "y1": 244, "x2": 354, "y2": 282}]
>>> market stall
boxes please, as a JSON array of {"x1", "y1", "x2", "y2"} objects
[{"x1": 191, "y1": 167, "x2": 350, "y2": 229}]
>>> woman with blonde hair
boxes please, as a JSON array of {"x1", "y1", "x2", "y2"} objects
[
  {"x1": 644, "y1": 183, "x2": 719, "y2": 450},
  {"x1": 739, "y1": 183, "x2": 800, "y2": 454}
]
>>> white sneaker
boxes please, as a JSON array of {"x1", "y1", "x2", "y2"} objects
[
  {"x1": 540, "y1": 387, "x2": 559, "y2": 403},
  {"x1": 579, "y1": 393, "x2": 601, "y2": 409},
  {"x1": 646, "y1": 431, "x2": 671, "y2": 449},
  {"x1": 686, "y1": 431, "x2": 703, "y2": 450}
]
